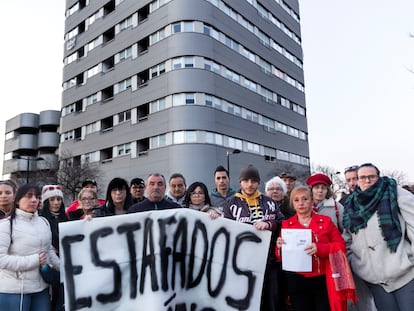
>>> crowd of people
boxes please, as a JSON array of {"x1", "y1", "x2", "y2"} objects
[{"x1": 0, "y1": 162, "x2": 413, "y2": 311}]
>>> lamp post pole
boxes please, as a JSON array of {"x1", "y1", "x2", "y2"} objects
[
  {"x1": 25, "y1": 157, "x2": 30, "y2": 184},
  {"x1": 13, "y1": 155, "x2": 45, "y2": 184},
  {"x1": 226, "y1": 149, "x2": 241, "y2": 177}
]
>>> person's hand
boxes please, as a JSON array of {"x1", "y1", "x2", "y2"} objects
[
  {"x1": 305, "y1": 243, "x2": 317, "y2": 256},
  {"x1": 276, "y1": 237, "x2": 285, "y2": 248},
  {"x1": 208, "y1": 210, "x2": 220, "y2": 220},
  {"x1": 254, "y1": 221, "x2": 270, "y2": 231},
  {"x1": 39, "y1": 250, "x2": 47, "y2": 267},
  {"x1": 84, "y1": 214, "x2": 93, "y2": 221}
]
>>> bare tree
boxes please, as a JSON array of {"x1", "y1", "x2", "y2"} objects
[
  {"x1": 311, "y1": 163, "x2": 346, "y2": 195},
  {"x1": 57, "y1": 150, "x2": 102, "y2": 202},
  {"x1": 266, "y1": 161, "x2": 310, "y2": 184},
  {"x1": 382, "y1": 169, "x2": 408, "y2": 186}
]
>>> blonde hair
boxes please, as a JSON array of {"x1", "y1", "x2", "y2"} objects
[
  {"x1": 290, "y1": 186, "x2": 311, "y2": 203},
  {"x1": 78, "y1": 188, "x2": 97, "y2": 201}
]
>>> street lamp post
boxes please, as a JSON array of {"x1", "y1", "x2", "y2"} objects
[
  {"x1": 226, "y1": 149, "x2": 241, "y2": 177},
  {"x1": 13, "y1": 155, "x2": 44, "y2": 184}
]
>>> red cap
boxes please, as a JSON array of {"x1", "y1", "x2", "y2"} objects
[{"x1": 306, "y1": 173, "x2": 332, "y2": 187}]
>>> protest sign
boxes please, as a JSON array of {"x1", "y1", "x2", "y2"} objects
[{"x1": 60, "y1": 209, "x2": 271, "y2": 311}]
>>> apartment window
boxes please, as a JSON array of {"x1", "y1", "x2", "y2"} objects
[
  {"x1": 86, "y1": 65, "x2": 100, "y2": 79},
  {"x1": 205, "y1": 95, "x2": 212, "y2": 106},
  {"x1": 150, "y1": 134, "x2": 167, "y2": 148},
  {"x1": 63, "y1": 103, "x2": 76, "y2": 116},
  {"x1": 203, "y1": 25, "x2": 211, "y2": 35},
  {"x1": 280, "y1": 98, "x2": 290, "y2": 109},
  {"x1": 85, "y1": 122, "x2": 97, "y2": 135},
  {"x1": 119, "y1": 47, "x2": 132, "y2": 61},
  {"x1": 86, "y1": 93, "x2": 99, "y2": 106},
  {"x1": 185, "y1": 94, "x2": 195, "y2": 104},
  {"x1": 173, "y1": 22, "x2": 181, "y2": 33},
  {"x1": 84, "y1": 151, "x2": 98, "y2": 163},
  {"x1": 183, "y1": 21, "x2": 194, "y2": 32},
  {"x1": 118, "y1": 143, "x2": 131, "y2": 156},
  {"x1": 66, "y1": 52, "x2": 78, "y2": 64},
  {"x1": 149, "y1": 98, "x2": 166, "y2": 113},
  {"x1": 150, "y1": 63, "x2": 165, "y2": 78},
  {"x1": 118, "y1": 78, "x2": 132, "y2": 92},
  {"x1": 119, "y1": 16, "x2": 133, "y2": 31},
  {"x1": 118, "y1": 110, "x2": 131, "y2": 123},
  {"x1": 184, "y1": 56, "x2": 194, "y2": 68},
  {"x1": 172, "y1": 58, "x2": 182, "y2": 69},
  {"x1": 185, "y1": 131, "x2": 197, "y2": 143},
  {"x1": 63, "y1": 131, "x2": 74, "y2": 141}
]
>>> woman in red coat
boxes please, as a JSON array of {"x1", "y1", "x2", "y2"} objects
[{"x1": 276, "y1": 186, "x2": 347, "y2": 311}]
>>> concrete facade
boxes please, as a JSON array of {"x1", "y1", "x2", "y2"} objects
[{"x1": 60, "y1": 0, "x2": 309, "y2": 191}]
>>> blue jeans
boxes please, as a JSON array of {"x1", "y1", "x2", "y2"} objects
[
  {"x1": 0, "y1": 288, "x2": 50, "y2": 311},
  {"x1": 366, "y1": 278, "x2": 414, "y2": 311}
]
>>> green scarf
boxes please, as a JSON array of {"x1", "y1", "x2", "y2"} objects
[{"x1": 343, "y1": 177, "x2": 401, "y2": 252}]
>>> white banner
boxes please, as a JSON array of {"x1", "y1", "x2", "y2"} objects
[{"x1": 59, "y1": 209, "x2": 271, "y2": 311}]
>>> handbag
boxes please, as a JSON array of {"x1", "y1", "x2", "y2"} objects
[{"x1": 40, "y1": 263, "x2": 60, "y2": 286}]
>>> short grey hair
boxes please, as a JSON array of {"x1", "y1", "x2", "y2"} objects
[{"x1": 265, "y1": 176, "x2": 287, "y2": 195}]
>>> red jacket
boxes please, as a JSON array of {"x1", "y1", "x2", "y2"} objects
[{"x1": 276, "y1": 213, "x2": 345, "y2": 278}]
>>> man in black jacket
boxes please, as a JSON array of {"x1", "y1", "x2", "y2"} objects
[
  {"x1": 223, "y1": 164, "x2": 285, "y2": 311},
  {"x1": 128, "y1": 173, "x2": 181, "y2": 213}
]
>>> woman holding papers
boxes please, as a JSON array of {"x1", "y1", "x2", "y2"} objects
[{"x1": 276, "y1": 186, "x2": 351, "y2": 311}]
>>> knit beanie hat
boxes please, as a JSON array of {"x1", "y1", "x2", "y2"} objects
[
  {"x1": 42, "y1": 185, "x2": 63, "y2": 204},
  {"x1": 239, "y1": 164, "x2": 260, "y2": 182}
]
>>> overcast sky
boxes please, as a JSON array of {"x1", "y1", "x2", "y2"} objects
[{"x1": 1, "y1": 1, "x2": 413, "y2": 182}]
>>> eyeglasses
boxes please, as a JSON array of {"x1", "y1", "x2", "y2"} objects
[
  {"x1": 190, "y1": 192, "x2": 205, "y2": 196},
  {"x1": 344, "y1": 165, "x2": 359, "y2": 173},
  {"x1": 81, "y1": 197, "x2": 96, "y2": 202},
  {"x1": 357, "y1": 175, "x2": 378, "y2": 181},
  {"x1": 267, "y1": 187, "x2": 283, "y2": 192}
]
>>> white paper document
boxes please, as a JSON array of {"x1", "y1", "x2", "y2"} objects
[{"x1": 281, "y1": 228, "x2": 312, "y2": 272}]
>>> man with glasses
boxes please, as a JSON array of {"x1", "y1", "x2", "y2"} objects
[
  {"x1": 343, "y1": 163, "x2": 414, "y2": 311},
  {"x1": 130, "y1": 178, "x2": 146, "y2": 203},
  {"x1": 339, "y1": 165, "x2": 359, "y2": 205}
]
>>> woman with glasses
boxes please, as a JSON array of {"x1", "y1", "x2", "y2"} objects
[
  {"x1": 343, "y1": 163, "x2": 414, "y2": 311},
  {"x1": 266, "y1": 176, "x2": 294, "y2": 218},
  {"x1": 182, "y1": 181, "x2": 212, "y2": 212},
  {"x1": 0, "y1": 180, "x2": 17, "y2": 220},
  {"x1": 74, "y1": 188, "x2": 98, "y2": 220},
  {"x1": 93, "y1": 177, "x2": 133, "y2": 217},
  {"x1": 0, "y1": 184, "x2": 60, "y2": 311}
]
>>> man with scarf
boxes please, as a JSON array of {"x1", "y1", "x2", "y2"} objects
[
  {"x1": 343, "y1": 163, "x2": 414, "y2": 311},
  {"x1": 223, "y1": 164, "x2": 285, "y2": 311}
]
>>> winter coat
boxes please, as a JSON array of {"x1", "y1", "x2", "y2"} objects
[
  {"x1": 314, "y1": 197, "x2": 344, "y2": 232},
  {"x1": 276, "y1": 213, "x2": 345, "y2": 278},
  {"x1": 209, "y1": 188, "x2": 236, "y2": 210},
  {"x1": 343, "y1": 187, "x2": 414, "y2": 292},
  {"x1": 0, "y1": 209, "x2": 60, "y2": 294}
]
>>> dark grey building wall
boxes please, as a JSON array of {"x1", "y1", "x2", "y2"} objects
[{"x1": 60, "y1": 0, "x2": 309, "y2": 189}]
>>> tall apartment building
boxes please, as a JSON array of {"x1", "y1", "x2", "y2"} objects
[
  {"x1": 61, "y1": 0, "x2": 309, "y2": 190},
  {"x1": 2, "y1": 111, "x2": 60, "y2": 185}
]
